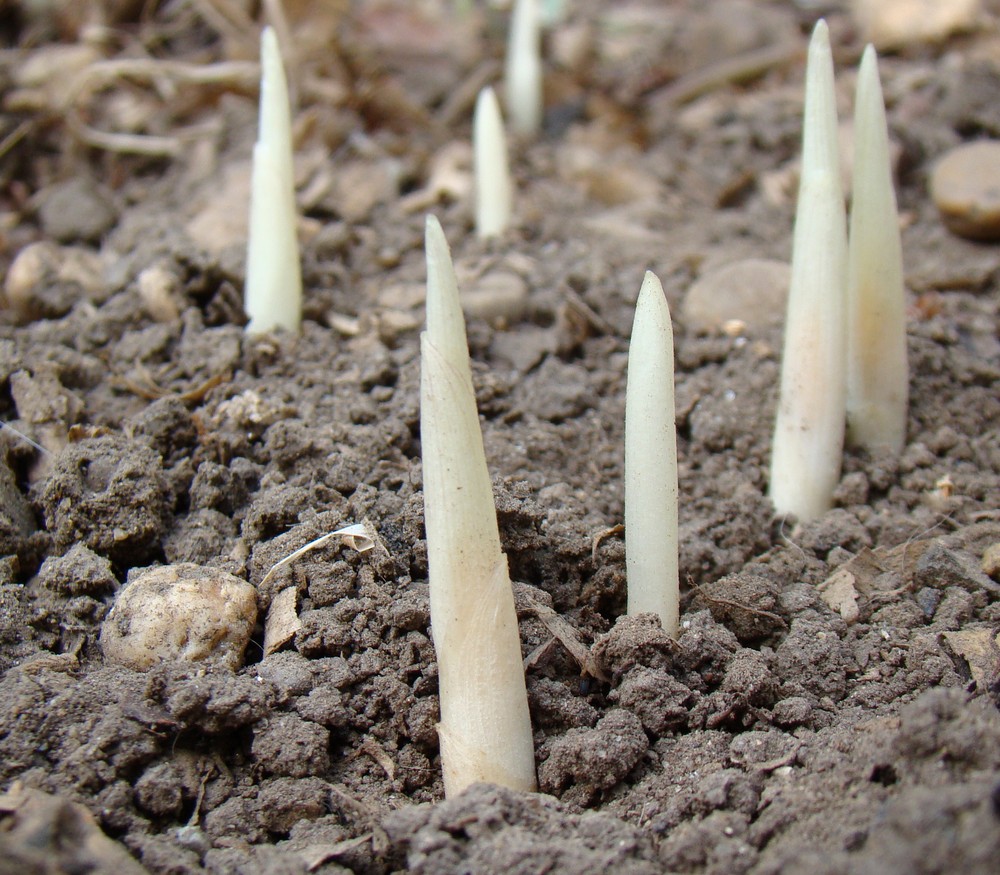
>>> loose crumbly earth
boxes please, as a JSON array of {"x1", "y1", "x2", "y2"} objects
[{"x1": 1, "y1": 2, "x2": 999, "y2": 873}]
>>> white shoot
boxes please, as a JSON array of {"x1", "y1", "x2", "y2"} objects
[
  {"x1": 474, "y1": 86, "x2": 513, "y2": 239},
  {"x1": 504, "y1": 0, "x2": 543, "y2": 137},
  {"x1": 625, "y1": 271, "x2": 679, "y2": 637},
  {"x1": 769, "y1": 19, "x2": 848, "y2": 523},
  {"x1": 846, "y1": 45, "x2": 908, "y2": 454},
  {"x1": 245, "y1": 26, "x2": 302, "y2": 334},
  {"x1": 420, "y1": 215, "x2": 536, "y2": 797}
]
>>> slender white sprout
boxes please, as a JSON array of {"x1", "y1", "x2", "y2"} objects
[
  {"x1": 245, "y1": 26, "x2": 302, "y2": 334},
  {"x1": 504, "y1": 0, "x2": 543, "y2": 137},
  {"x1": 846, "y1": 45, "x2": 908, "y2": 454},
  {"x1": 421, "y1": 215, "x2": 536, "y2": 797},
  {"x1": 769, "y1": 20, "x2": 847, "y2": 523},
  {"x1": 474, "y1": 86, "x2": 513, "y2": 239},
  {"x1": 625, "y1": 271, "x2": 679, "y2": 637}
]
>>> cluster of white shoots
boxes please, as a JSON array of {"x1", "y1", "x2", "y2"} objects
[
  {"x1": 237, "y1": 12, "x2": 907, "y2": 799},
  {"x1": 245, "y1": 1, "x2": 535, "y2": 318},
  {"x1": 770, "y1": 21, "x2": 907, "y2": 523},
  {"x1": 418, "y1": 253, "x2": 683, "y2": 796}
]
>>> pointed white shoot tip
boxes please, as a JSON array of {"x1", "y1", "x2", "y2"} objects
[
  {"x1": 245, "y1": 25, "x2": 302, "y2": 335},
  {"x1": 258, "y1": 27, "x2": 292, "y2": 160},
  {"x1": 846, "y1": 44, "x2": 908, "y2": 454},
  {"x1": 504, "y1": 0, "x2": 543, "y2": 137},
  {"x1": 424, "y1": 215, "x2": 473, "y2": 391},
  {"x1": 474, "y1": 86, "x2": 513, "y2": 239},
  {"x1": 769, "y1": 17, "x2": 848, "y2": 523},
  {"x1": 420, "y1": 333, "x2": 536, "y2": 797},
  {"x1": 625, "y1": 271, "x2": 679, "y2": 637},
  {"x1": 801, "y1": 19, "x2": 839, "y2": 185}
]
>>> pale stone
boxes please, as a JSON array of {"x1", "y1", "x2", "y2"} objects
[
  {"x1": 682, "y1": 258, "x2": 790, "y2": 334},
  {"x1": 136, "y1": 262, "x2": 181, "y2": 323},
  {"x1": 4, "y1": 241, "x2": 107, "y2": 319},
  {"x1": 185, "y1": 160, "x2": 252, "y2": 255},
  {"x1": 101, "y1": 564, "x2": 258, "y2": 671},
  {"x1": 462, "y1": 271, "x2": 529, "y2": 323},
  {"x1": 851, "y1": 0, "x2": 981, "y2": 50},
  {"x1": 930, "y1": 140, "x2": 1000, "y2": 240}
]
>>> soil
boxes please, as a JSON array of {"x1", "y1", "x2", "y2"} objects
[{"x1": 1, "y1": 1, "x2": 1000, "y2": 873}]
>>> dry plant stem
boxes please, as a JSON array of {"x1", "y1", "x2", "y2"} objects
[
  {"x1": 650, "y1": 40, "x2": 803, "y2": 108},
  {"x1": 66, "y1": 115, "x2": 182, "y2": 157},
  {"x1": 846, "y1": 45, "x2": 908, "y2": 454},
  {"x1": 474, "y1": 86, "x2": 513, "y2": 239},
  {"x1": 245, "y1": 27, "x2": 302, "y2": 334},
  {"x1": 770, "y1": 20, "x2": 847, "y2": 523},
  {"x1": 437, "y1": 59, "x2": 501, "y2": 127},
  {"x1": 625, "y1": 271, "x2": 679, "y2": 637},
  {"x1": 76, "y1": 59, "x2": 259, "y2": 95},
  {"x1": 504, "y1": 0, "x2": 542, "y2": 136},
  {"x1": 420, "y1": 218, "x2": 536, "y2": 797}
]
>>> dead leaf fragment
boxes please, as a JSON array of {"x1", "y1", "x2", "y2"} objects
[
  {"x1": 264, "y1": 585, "x2": 302, "y2": 656},
  {"x1": 818, "y1": 566, "x2": 861, "y2": 624},
  {"x1": 0, "y1": 783, "x2": 147, "y2": 874},
  {"x1": 941, "y1": 628, "x2": 1000, "y2": 690}
]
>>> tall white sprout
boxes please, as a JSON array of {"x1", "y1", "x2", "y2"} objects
[
  {"x1": 474, "y1": 86, "x2": 513, "y2": 239},
  {"x1": 420, "y1": 216, "x2": 536, "y2": 797},
  {"x1": 245, "y1": 27, "x2": 302, "y2": 334},
  {"x1": 504, "y1": 0, "x2": 543, "y2": 137},
  {"x1": 770, "y1": 20, "x2": 847, "y2": 523},
  {"x1": 625, "y1": 271, "x2": 679, "y2": 637},
  {"x1": 846, "y1": 45, "x2": 908, "y2": 454}
]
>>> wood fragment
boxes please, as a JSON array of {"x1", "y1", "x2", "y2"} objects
[
  {"x1": 518, "y1": 587, "x2": 609, "y2": 682},
  {"x1": 649, "y1": 40, "x2": 804, "y2": 108},
  {"x1": 690, "y1": 582, "x2": 788, "y2": 629},
  {"x1": 591, "y1": 524, "x2": 624, "y2": 563}
]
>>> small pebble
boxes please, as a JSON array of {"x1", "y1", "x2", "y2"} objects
[
  {"x1": 681, "y1": 258, "x2": 789, "y2": 334},
  {"x1": 771, "y1": 696, "x2": 813, "y2": 728},
  {"x1": 929, "y1": 141, "x2": 1000, "y2": 241},
  {"x1": 914, "y1": 543, "x2": 1000, "y2": 595},
  {"x1": 462, "y1": 271, "x2": 528, "y2": 323},
  {"x1": 915, "y1": 586, "x2": 941, "y2": 619},
  {"x1": 4, "y1": 241, "x2": 106, "y2": 319},
  {"x1": 136, "y1": 263, "x2": 181, "y2": 323},
  {"x1": 851, "y1": 0, "x2": 980, "y2": 50},
  {"x1": 38, "y1": 177, "x2": 116, "y2": 244},
  {"x1": 101, "y1": 564, "x2": 258, "y2": 671},
  {"x1": 982, "y1": 543, "x2": 1000, "y2": 580}
]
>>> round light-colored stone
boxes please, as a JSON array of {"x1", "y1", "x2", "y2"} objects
[
  {"x1": 930, "y1": 141, "x2": 1000, "y2": 241},
  {"x1": 100, "y1": 564, "x2": 258, "y2": 671},
  {"x1": 851, "y1": 0, "x2": 980, "y2": 50},
  {"x1": 681, "y1": 258, "x2": 790, "y2": 334}
]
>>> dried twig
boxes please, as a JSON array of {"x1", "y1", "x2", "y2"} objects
[
  {"x1": 649, "y1": 40, "x2": 804, "y2": 108},
  {"x1": 690, "y1": 581, "x2": 788, "y2": 629},
  {"x1": 591, "y1": 523, "x2": 623, "y2": 563}
]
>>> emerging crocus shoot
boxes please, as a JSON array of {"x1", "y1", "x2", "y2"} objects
[
  {"x1": 625, "y1": 271, "x2": 679, "y2": 637},
  {"x1": 474, "y1": 86, "x2": 513, "y2": 239},
  {"x1": 769, "y1": 19, "x2": 847, "y2": 523},
  {"x1": 420, "y1": 215, "x2": 536, "y2": 797},
  {"x1": 245, "y1": 26, "x2": 302, "y2": 334},
  {"x1": 504, "y1": 0, "x2": 543, "y2": 137},
  {"x1": 846, "y1": 45, "x2": 908, "y2": 454}
]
